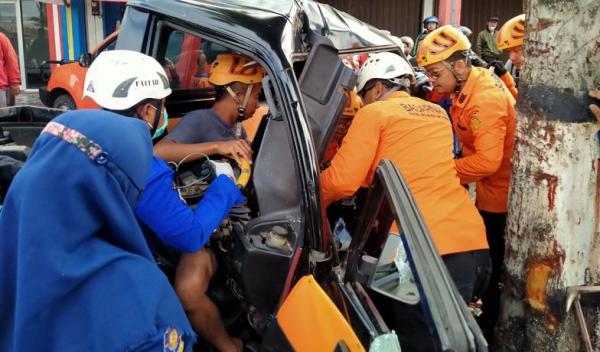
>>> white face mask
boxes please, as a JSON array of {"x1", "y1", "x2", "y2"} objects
[{"x1": 488, "y1": 24, "x2": 497, "y2": 31}]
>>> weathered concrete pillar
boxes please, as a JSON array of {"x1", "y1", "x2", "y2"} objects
[{"x1": 495, "y1": 1, "x2": 600, "y2": 351}]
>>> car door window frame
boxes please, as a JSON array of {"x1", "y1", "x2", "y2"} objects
[{"x1": 343, "y1": 160, "x2": 487, "y2": 352}]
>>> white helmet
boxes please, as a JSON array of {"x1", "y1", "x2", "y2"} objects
[
  {"x1": 356, "y1": 52, "x2": 414, "y2": 93},
  {"x1": 83, "y1": 50, "x2": 171, "y2": 111}
]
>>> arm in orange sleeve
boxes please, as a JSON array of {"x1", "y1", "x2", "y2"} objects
[
  {"x1": 455, "y1": 98, "x2": 507, "y2": 184},
  {"x1": 500, "y1": 72, "x2": 518, "y2": 100},
  {"x1": 320, "y1": 108, "x2": 381, "y2": 207},
  {"x1": 0, "y1": 34, "x2": 21, "y2": 85}
]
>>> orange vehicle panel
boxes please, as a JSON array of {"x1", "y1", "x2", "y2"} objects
[
  {"x1": 277, "y1": 275, "x2": 365, "y2": 352},
  {"x1": 46, "y1": 31, "x2": 119, "y2": 109}
]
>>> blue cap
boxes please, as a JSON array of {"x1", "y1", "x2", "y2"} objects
[{"x1": 424, "y1": 16, "x2": 439, "y2": 25}]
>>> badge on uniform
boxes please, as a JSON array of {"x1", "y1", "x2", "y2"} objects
[
  {"x1": 470, "y1": 116, "x2": 482, "y2": 130},
  {"x1": 163, "y1": 327, "x2": 185, "y2": 352},
  {"x1": 469, "y1": 109, "x2": 482, "y2": 130}
]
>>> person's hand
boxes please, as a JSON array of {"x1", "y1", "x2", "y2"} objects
[
  {"x1": 468, "y1": 50, "x2": 489, "y2": 68},
  {"x1": 590, "y1": 90, "x2": 600, "y2": 123},
  {"x1": 10, "y1": 85, "x2": 20, "y2": 96},
  {"x1": 213, "y1": 139, "x2": 252, "y2": 162},
  {"x1": 490, "y1": 60, "x2": 507, "y2": 77},
  {"x1": 209, "y1": 160, "x2": 236, "y2": 181}
]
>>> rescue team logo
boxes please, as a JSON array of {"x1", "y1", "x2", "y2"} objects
[
  {"x1": 163, "y1": 327, "x2": 184, "y2": 352},
  {"x1": 469, "y1": 109, "x2": 482, "y2": 130},
  {"x1": 398, "y1": 102, "x2": 448, "y2": 119},
  {"x1": 135, "y1": 79, "x2": 160, "y2": 88}
]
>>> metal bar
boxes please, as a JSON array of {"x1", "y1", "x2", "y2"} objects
[
  {"x1": 15, "y1": 0, "x2": 27, "y2": 89},
  {"x1": 574, "y1": 299, "x2": 593, "y2": 352}
]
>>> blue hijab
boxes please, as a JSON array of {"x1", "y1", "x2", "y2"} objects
[{"x1": 0, "y1": 110, "x2": 193, "y2": 351}]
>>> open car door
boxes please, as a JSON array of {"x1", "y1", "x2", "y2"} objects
[
  {"x1": 298, "y1": 36, "x2": 356, "y2": 160},
  {"x1": 340, "y1": 160, "x2": 488, "y2": 351}
]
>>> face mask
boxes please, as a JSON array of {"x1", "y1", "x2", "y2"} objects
[{"x1": 152, "y1": 109, "x2": 169, "y2": 140}]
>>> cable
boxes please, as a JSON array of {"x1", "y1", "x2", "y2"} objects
[{"x1": 171, "y1": 153, "x2": 212, "y2": 191}]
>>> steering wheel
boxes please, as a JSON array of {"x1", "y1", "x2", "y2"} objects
[
  {"x1": 234, "y1": 157, "x2": 251, "y2": 188},
  {"x1": 173, "y1": 155, "x2": 252, "y2": 205}
]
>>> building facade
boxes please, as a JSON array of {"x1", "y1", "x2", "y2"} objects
[
  {"x1": 320, "y1": 0, "x2": 523, "y2": 48},
  {"x1": 0, "y1": 0, "x2": 124, "y2": 90},
  {"x1": 1, "y1": 0, "x2": 523, "y2": 90}
]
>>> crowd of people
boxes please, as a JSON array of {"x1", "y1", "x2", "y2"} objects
[{"x1": 1, "y1": 9, "x2": 599, "y2": 352}]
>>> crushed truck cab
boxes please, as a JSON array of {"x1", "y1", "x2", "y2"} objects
[{"x1": 12, "y1": 0, "x2": 488, "y2": 350}]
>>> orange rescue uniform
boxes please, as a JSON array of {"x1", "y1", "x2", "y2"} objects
[
  {"x1": 499, "y1": 71, "x2": 518, "y2": 100},
  {"x1": 320, "y1": 91, "x2": 488, "y2": 256},
  {"x1": 450, "y1": 66, "x2": 516, "y2": 213},
  {"x1": 241, "y1": 105, "x2": 269, "y2": 142}
]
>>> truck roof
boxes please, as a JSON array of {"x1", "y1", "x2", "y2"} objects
[{"x1": 126, "y1": 0, "x2": 396, "y2": 58}]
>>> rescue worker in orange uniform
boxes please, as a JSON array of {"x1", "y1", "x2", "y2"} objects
[
  {"x1": 322, "y1": 90, "x2": 363, "y2": 164},
  {"x1": 321, "y1": 52, "x2": 490, "y2": 301},
  {"x1": 496, "y1": 14, "x2": 526, "y2": 96},
  {"x1": 417, "y1": 25, "x2": 516, "y2": 340},
  {"x1": 498, "y1": 15, "x2": 526, "y2": 77},
  {"x1": 321, "y1": 52, "x2": 490, "y2": 351},
  {"x1": 241, "y1": 104, "x2": 269, "y2": 142}
]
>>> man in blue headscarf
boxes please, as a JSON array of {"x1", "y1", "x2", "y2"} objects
[
  {"x1": 83, "y1": 50, "x2": 245, "y2": 352},
  {"x1": 0, "y1": 110, "x2": 194, "y2": 351}
]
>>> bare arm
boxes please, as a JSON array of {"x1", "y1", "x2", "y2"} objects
[{"x1": 154, "y1": 138, "x2": 252, "y2": 163}]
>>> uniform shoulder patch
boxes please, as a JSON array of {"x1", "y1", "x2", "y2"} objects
[
  {"x1": 470, "y1": 117, "x2": 482, "y2": 130},
  {"x1": 163, "y1": 327, "x2": 184, "y2": 352},
  {"x1": 469, "y1": 109, "x2": 482, "y2": 130}
]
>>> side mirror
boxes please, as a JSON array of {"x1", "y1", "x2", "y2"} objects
[{"x1": 78, "y1": 53, "x2": 92, "y2": 68}]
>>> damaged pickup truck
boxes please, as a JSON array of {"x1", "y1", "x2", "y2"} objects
[{"x1": 2, "y1": 0, "x2": 487, "y2": 351}]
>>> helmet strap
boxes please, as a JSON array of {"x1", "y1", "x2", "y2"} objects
[
  {"x1": 226, "y1": 85, "x2": 254, "y2": 121},
  {"x1": 442, "y1": 61, "x2": 464, "y2": 92},
  {"x1": 149, "y1": 101, "x2": 162, "y2": 135}
]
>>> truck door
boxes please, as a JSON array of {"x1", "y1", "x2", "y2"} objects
[
  {"x1": 298, "y1": 37, "x2": 356, "y2": 160},
  {"x1": 342, "y1": 160, "x2": 488, "y2": 352}
]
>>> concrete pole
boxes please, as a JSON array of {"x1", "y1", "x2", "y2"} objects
[
  {"x1": 438, "y1": 0, "x2": 462, "y2": 26},
  {"x1": 495, "y1": 0, "x2": 600, "y2": 351}
]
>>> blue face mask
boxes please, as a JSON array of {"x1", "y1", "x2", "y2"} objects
[{"x1": 152, "y1": 109, "x2": 169, "y2": 140}]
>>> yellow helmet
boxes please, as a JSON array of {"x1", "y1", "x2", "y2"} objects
[
  {"x1": 343, "y1": 90, "x2": 363, "y2": 117},
  {"x1": 416, "y1": 25, "x2": 471, "y2": 67},
  {"x1": 497, "y1": 14, "x2": 526, "y2": 50},
  {"x1": 209, "y1": 53, "x2": 265, "y2": 86}
]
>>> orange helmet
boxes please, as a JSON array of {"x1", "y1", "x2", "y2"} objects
[
  {"x1": 343, "y1": 90, "x2": 363, "y2": 117},
  {"x1": 416, "y1": 25, "x2": 471, "y2": 67},
  {"x1": 209, "y1": 53, "x2": 265, "y2": 86},
  {"x1": 497, "y1": 14, "x2": 526, "y2": 50}
]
